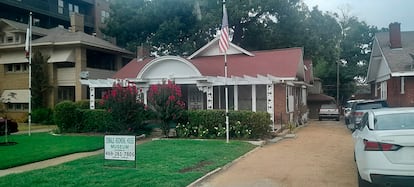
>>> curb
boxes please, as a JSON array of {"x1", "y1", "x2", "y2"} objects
[{"x1": 187, "y1": 143, "x2": 263, "y2": 187}]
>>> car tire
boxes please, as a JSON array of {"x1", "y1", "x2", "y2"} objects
[
  {"x1": 336, "y1": 117, "x2": 340, "y2": 121},
  {"x1": 357, "y1": 170, "x2": 373, "y2": 187},
  {"x1": 319, "y1": 117, "x2": 322, "y2": 121}
]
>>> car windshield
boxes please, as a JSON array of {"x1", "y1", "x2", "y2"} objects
[
  {"x1": 321, "y1": 104, "x2": 336, "y2": 109},
  {"x1": 356, "y1": 103, "x2": 385, "y2": 110},
  {"x1": 375, "y1": 113, "x2": 414, "y2": 130}
]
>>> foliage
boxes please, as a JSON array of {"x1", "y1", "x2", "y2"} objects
[
  {"x1": 80, "y1": 109, "x2": 112, "y2": 133},
  {"x1": 31, "y1": 107, "x2": 54, "y2": 124},
  {"x1": 53, "y1": 100, "x2": 81, "y2": 133},
  {"x1": 0, "y1": 133, "x2": 103, "y2": 169},
  {"x1": 100, "y1": 83, "x2": 147, "y2": 134},
  {"x1": 176, "y1": 110, "x2": 271, "y2": 139},
  {"x1": 147, "y1": 80, "x2": 185, "y2": 137},
  {"x1": 0, "y1": 140, "x2": 255, "y2": 186},
  {"x1": 104, "y1": 0, "x2": 380, "y2": 102},
  {"x1": 31, "y1": 50, "x2": 51, "y2": 109}
]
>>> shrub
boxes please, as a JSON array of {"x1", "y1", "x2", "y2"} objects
[
  {"x1": 31, "y1": 108, "x2": 54, "y2": 124},
  {"x1": 147, "y1": 80, "x2": 185, "y2": 137},
  {"x1": 81, "y1": 109, "x2": 112, "y2": 133},
  {"x1": 53, "y1": 101, "x2": 82, "y2": 132},
  {"x1": 176, "y1": 110, "x2": 271, "y2": 139},
  {"x1": 100, "y1": 83, "x2": 148, "y2": 134}
]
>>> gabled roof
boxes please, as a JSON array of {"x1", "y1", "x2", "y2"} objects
[
  {"x1": 0, "y1": 18, "x2": 50, "y2": 36},
  {"x1": 33, "y1": 27, "x2": 132, "y2": 54},
  {"x1": 188, "y1": 37, "x2": 254, "y2": 59},
  {"x1": 375, "y1": 31, "x2": 414, "y2": 73},
  {"x1": 113, "y1": 47, "x2": 305, "y2": 81}
]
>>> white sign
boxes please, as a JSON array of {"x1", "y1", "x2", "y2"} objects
[{"x1": 104, "y1": 135, "x2": 136, "y2": 161}]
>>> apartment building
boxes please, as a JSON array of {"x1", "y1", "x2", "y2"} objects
[{"x1": 0, "y1": 0, "x2": 112, "y2": 40}]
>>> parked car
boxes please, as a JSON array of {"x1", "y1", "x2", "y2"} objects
[
  {"x1": 352, "y1": 108, "x2": 414, "y2": 186},
  {"x1": 0, "y1": 118, "x2": 18, "y2": 135},
  {"x1": 344, "y1": 99, "x2": 364, "y2": 124},
  {"x1": 318, "y1": 104, "x2": 340, "y2": 121},
  {"x1": 349, "y1": 100, "x2": 388, "y2": 126}
]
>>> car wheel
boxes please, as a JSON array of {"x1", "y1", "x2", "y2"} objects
[
  {"x1": 319, "y1": 117, "x2": 322, "y2": 121},
  {"x1": 336, "y1": 117, "x2": 340, "y2": 121},
  {"x1": 357, "y1": 170, "x2": 373, "y2": 187}
]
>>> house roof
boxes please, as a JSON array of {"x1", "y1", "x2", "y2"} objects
[
  {"x1": 0, "y1": 18, "x2": 50, "y2": 36},
  {"x1": 113, "y1": 47, "x2": 304, "y2": 80},
  {"x1": 307, "y1": 93, "x2": 335, "y2": 102},
  {"x1": 33, "y1": 27, "x2": 132, "y2": 54},
  {"x1": 375, "y1": 31, "x2": 414, "y2": 73}
]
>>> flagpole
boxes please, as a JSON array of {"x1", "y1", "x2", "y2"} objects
[
  {"x1": 28, "y1": 12, "x2": 32, "y2": 136},
  {"x1": 219, "y1": 0, "x2": 230, "y2": 143}
]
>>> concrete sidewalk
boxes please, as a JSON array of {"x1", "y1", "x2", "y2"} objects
[{"x1": 0, "y1": 149, "x2": 103, "y2": 177}]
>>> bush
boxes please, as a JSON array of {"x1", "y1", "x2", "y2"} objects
[
  {"x1": 31, "y1": 108, "x2": 54, "y2": 124},
  {"x1": 53, "y1": 101, "x2": 82, "y2": 133},
  {"x1": 81, "y1": 109, "x2": 112, "y2": 133},
  {"x1": 100, "y1": 83, "x2": 148, "y2": 134},
  {"x1": 176, "y1": 110, "x2": 271, "y2": 139}
]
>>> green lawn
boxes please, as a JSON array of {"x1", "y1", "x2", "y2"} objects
[
  {"x1": 0, "y1": 139, "x2": 256, "y2": 187},
  {"x1": 0, "y1": 133, "x2": 103, "y2": 169}
]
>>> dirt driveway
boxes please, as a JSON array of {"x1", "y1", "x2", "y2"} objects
[{"x1": 197, "y1": 120, "x2": 357, "y2": 187}]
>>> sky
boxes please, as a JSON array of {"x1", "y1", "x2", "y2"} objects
[{"x1": 303, "y1": 0, "x2": 414, "y2": 31}]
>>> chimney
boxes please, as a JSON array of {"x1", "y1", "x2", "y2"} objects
[
  {"x1": 137, "y1": 44, "x2": 150, "y2": 61},
  {"x1": 70, "y1": 13, "x2": 84, "y2": 32},
  {"x1": 389, "y1": 22, "x2": 402, "y2": 49}
]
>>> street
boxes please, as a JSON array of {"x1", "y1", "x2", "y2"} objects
[{"x1": 198, "y1": 120, "x2": 357, "y2": 187}]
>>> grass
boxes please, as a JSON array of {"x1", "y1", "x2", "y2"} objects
[
  {"x1": 0, "y1": 139, "x2": 256, "y2": 187},
  {"x1": 0, "y1": 133, "x2": 103, "y2": 169}
]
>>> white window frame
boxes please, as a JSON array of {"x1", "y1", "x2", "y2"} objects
[
  {"x1": 380, "y1": 81, "x2": 387, "y2": 100},
  {"x1": 401, "y1": 77, "x2": 405, "y2": 94}
]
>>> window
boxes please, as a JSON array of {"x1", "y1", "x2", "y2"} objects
[
  {"x1": 6, "y1": 63, "x2": 28, "y2": 73},
  {"x1": 69, "y1": 3, "x2": 79, "y2": 13},
  {"x1": 58, "y1": 86, "x2": 75, "y2": 102},
  {"x1": 58, "y1": 0, "x2": 64, "y2": 14},
  {"x1": 380, "y1": 81, "x2": 387, "y2": 100},
  {"x1": 7, "y1": 36, "x2": 13, "y2": 43},
  {"x1": 33, "y1": 18, "x2": 40, "y2": 26},
  {"x1": 7, "y1": 103, "x2": 29, "y2": 111},
  {"x1": 101, "y1": 10, "x2": 109, "y2": 23}
]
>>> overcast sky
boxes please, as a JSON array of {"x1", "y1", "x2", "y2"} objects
[{"x1": 303, "y1": 0, "x2": 414, "y2": 31}]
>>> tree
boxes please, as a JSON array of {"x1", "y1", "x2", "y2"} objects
[
  {"x1": 31, "y1": 50, "x2": 51, "y2": 109},
  {"x1": 147, "y1": 80, "x2": 185, "y2": 137},
  {"x1": 100, "y1": 83, "x2": 147, "y2": 133}
]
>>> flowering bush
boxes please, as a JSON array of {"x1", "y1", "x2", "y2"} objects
[
  {"x1": 100, "y1": 83, "x2": 147, "y2": 134},
  {"x1": 147, "y1": 80, "x2": 185, "y2": 137}
]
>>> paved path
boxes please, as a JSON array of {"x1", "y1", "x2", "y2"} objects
[
  {"x1": 0, "y1": 135, "x2": 152, "y2": 178},
  {"x1": 196, "y1": 120, "x2": 357, "y2": 187}
]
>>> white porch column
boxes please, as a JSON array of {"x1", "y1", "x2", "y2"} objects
[
  {"x1": 267, "y1": 84, "x2": 275, "y2": 130},
  {"x1": 89, "y1": 87, "x2": 95, "y2": 110},
  {"x1": 234, "y1": 85, "x2": 238, "y2": 110},
  {"x1": 252, "y1": 84, "x2": 256, "y2": 112},
  {"x1": 207, "y1": 86, "x2": 214, "y2": 110},
  {"x1": 142, "y1": 87, "x2": 148, "y2": 105}
]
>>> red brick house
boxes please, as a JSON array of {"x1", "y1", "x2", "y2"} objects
[
  {"x1": 366, "y1": 23, "x2": 414, "y2": 107},
  {"x1": 81, "y1": 37, "x2": 312, "y2": 127}
]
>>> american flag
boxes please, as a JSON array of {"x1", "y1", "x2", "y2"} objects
[{"x1": 219, "y1": 3, "x2": 229, "y2": 53}]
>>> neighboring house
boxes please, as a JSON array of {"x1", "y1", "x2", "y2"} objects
[
  {"x1": 366, "y1": 22, "x2": 414, "y2": 107},
  {"x1": 0, "y1": 16, "x2": 133, "y2": 120},
  {"x1": 0, "y1": 0, "x2": 112, "y2": 41},
  {"x1": 81, "y1": 37, "x2": 312, "y2": 127},
  {"x1": 307, "y1": 77, "x2": 336, "y2": 119}
]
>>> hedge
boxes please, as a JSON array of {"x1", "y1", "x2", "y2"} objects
[{"x1": 176, "y1": 110, "x2": 272, "y2": 140}]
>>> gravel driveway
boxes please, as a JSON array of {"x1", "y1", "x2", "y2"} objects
[{"x1": 197, "y1": 120, "x2": 357, "y2": 187}]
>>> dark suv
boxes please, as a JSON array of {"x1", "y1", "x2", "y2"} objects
[{"x1": 349, "y1": 100, "x2": 388, "y2": 128}]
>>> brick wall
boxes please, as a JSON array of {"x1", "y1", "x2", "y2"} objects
[
  {"x1": 387, "y1": 77, "x2": 414, "y2": 107},
  {"x1": 274, "y1": 84, "x2": 288, "y2": 124}
]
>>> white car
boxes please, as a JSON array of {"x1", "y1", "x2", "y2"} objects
[{"x1": 352, "y1": 108, "x2": 414, "y2": 186}]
